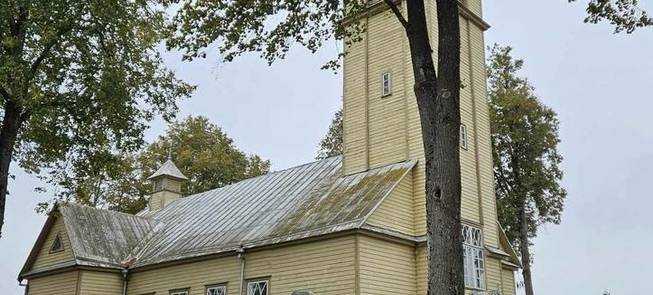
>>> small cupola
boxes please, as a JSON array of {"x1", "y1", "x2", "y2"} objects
[{"x1": 147, "y1": 157, "x2": 188, "y2": 211}]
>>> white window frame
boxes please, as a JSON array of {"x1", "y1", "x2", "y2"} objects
[
  {"x1": 462, "y1": 224, "x2": 485, "y2": 290},
  {"x1": 170, "y1": 289, "x2": 189, "y2": 295},
  {"x1": 246, "y1": 279, "x2": 269, "y2": 295},
  {"x1": 206, "y1": 285, "x2": 227, "y2": 295},
  {"x1": 382, "y1": 72, "x2": 392, "y2": 97},
  {"x1": 460, "y1": 124, "x2": 469, "y2": 150}
]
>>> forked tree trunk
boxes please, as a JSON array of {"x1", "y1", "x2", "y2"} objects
[
  {"x1": 519, "y1": 202, "x2": 535, "y2": 295},
  {"x1": 0, "y1": 100, "x2": 23, "y2": 238},
  {"x1": 402, "y1": 0, "x2": 464, "y2": 294}
]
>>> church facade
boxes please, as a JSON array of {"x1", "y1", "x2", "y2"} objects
[{"x1": 18, "y1": 1, "x2": 520, "y2": 294}]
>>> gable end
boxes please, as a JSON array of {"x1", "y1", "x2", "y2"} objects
[{"x1": 19, "y1": 206, "x2": 77, "y2": 280}]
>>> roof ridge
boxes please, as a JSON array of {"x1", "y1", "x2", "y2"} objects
[
  {"x1": 61, "y1": 202, "x2": 150, "y2": 220},
  {"x1": 174, "y1": 155, "x2": 343, "y2": 203}
]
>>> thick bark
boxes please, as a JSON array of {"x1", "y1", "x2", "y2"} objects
[
  {"x1": 401, "y1": 1, "x2": 463, "y2": 294},
  {"x1": 0, "y1": 100, "x2": 23, "y2": 238},
  {"x1": 519, "y1": 202, "x2": 535, "y2": 295}
]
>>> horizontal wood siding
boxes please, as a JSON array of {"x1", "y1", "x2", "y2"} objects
[
  {"x1": 501, "y1": 268, "x2": 516, "y2": 295},
  {"x1": 358, "y1": 236, "x2": 416, "y2": 295},
  {"x1": 485, "y1": 257, "x2": 502, "y2": 292},
  {"x1": 79, "y1": 271, "x2": 123, "y2": 295},
  {"x1": 32, "y1": 214, "x2": 75, "y2": 271},
  {"x1": 366, "y1": 169, "x2": 414, "y2": 235},
  {"x1": 128, "y1": 236, "x2": 356, "y2": 295},
  {"x1": 28, "y1": 271, "x2": 78, "y2": 295}
]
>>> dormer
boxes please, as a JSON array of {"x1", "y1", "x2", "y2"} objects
[{"x1": 147, "y1": 159, "x2": 188, "y2": 211}]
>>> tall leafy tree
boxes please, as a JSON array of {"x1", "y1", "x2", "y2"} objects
[
  {"x1": 47, "y1": 116, "x2": 270, "y2": 214},
  {"x1": 0, "y1": 0, "x2": 194, "y2": 237},
  {"x1": 317, "y1": 108, "x2": 343, "y2": 159},
  {"x1": 166, "y1": 1, "x2": 465, "y2": 293},
  {"x1": 487, "y1": 45, "x2": 566, "y2": 295}
]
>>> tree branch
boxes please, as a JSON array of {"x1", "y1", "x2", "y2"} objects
[
  {"x1": 0, "y1": 87, "x2": 10, "y2": 102},
  {"x1": 29, "y1": 24, "x2": 75, "y2": 78},
  {"x1": 383, "y1": 0, "x2": 410, "y2": 29}
]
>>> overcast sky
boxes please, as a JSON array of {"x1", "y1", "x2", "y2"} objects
[{"x1": 2, "y1": 1, "x2": 652, "y2": 294}]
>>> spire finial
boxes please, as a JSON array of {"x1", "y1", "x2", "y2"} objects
[{"x1": 167, "y1": 143, "x2": 173, "y2": 161}]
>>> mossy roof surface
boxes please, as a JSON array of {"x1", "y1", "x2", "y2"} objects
[{"x1": 49, "y1": 156, "x2": 415, "y2": 268}]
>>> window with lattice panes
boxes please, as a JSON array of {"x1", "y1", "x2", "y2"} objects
[
  {"x1": 206, "y1": 285, "x2": 226, "y2": 295},
  {"x1": 246, "y1": 280, "x2": 268, "y2": 295},
  {"x1": 462, "y1": 224, "x2": 485, "y2": 290}
]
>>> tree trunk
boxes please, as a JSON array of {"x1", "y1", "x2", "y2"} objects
[
  {"x1": 0, "y1": 100, "x2": 23, "y2": 238},
  {"x1": 519, "y1": 201, "x2": 535, "y2": 295},
  {"x1": 403, "y1": 1, "x2": 463, "y2": 294}
]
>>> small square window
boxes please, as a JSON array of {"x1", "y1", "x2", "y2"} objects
[
  {"x1": 247, "y1": 280, "x2": 268, "y2": 295},
  {"x1": 170, "y1": 289, "x2": 189, "y2": 295},
  {"x1": 382, "y1": 72, "x2": 392, "y2": 97},
  {"x1": 460, "y1": 124, "x2": 468, "y2": 150},
  {"x1": 206, "y1": 285, "x2": 226, "y2": 295}
]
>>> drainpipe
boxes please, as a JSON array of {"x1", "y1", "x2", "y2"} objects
[
  {"x1": 19, "y1": 280, "x2": 28, "y2": 295},
  {"x1": 121, "y1": 269, "x2": 129, "y2": 295},
  {"x1": 237, "y1": 245, "x2": 246, "y2": 295}
]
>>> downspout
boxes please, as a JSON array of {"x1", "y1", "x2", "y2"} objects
[
  {"x1": 121, "y1": 269, "x2": 129, "y2": 295},
  {"x1": 19, "y1": 280, "x2": 28, "y2": 295},
  {"x1": 120, "y1": 257, "x2": 136, "y2": 295},
  {"x1": 237, "y1": 245, "x2": 246, "y2": 295}
]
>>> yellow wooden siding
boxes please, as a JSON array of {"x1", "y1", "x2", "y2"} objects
[
  {"x1": 28, "y1": 271, "x2": 79, "y2": 295},
  {"x1": 366, "y1": 10, "x2": 409, "y2": 169},
  {"x1": 358, "y1": 236, "x2": 416, "y2": 295},
  {"x1": 32, "y1": 214, "x2": 75, "y2": 271},
  {"x1": 366, "y1": 169, "x2": 414, "y2": 235},
  {"x1": 78, "y1": 271, "x2": 123, "y2": 295},
  {"x1": 343, "y1": 17, "x2": 370, "y2": 175},
  {"x1": 416, "y1": 246, "x2": 427, "y2": 295},
  {"x1": 128, "y1": 236, "x2": 356, "y2": 295},
  {"x1": 501, "y1": 268, "x2": 516, "y2": 295},
  {"x1": 485, "y1": 257, "x2": 502, "y2": 292}
]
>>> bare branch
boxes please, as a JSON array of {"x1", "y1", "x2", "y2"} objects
[{"x1": 383, "y1": 0, "x2": 410, "y2": 29}]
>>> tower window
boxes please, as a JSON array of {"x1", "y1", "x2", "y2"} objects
[
  {"x1": 382, "y1": 72, "x2": 392, "y2": 97},
  {"x1": 460, "y1": 124, "x2": 469, "y2": 150}
]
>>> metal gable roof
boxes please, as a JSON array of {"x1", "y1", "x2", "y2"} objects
[
  {"x1": 147, "y1": 159, "x2": 188, "y2": 180},
  {"x1": 60, "y1": 203, "x2": 154, "y2": 267},
  {"x1": 21, "y1": 156, "x2": 416, "y2": 273},
  {"x1": 131, "y1": 156, "x2": 415, "y2": 267}
]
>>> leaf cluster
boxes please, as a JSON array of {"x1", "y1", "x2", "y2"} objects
[
  {"x1": 570, "y1": 0, "x2": 653, "y2": 33},
  {"x1": 165, "y1": 0, "x2": 369, "y2": 70},
  {"x1": 317, "y1": 108, "x2": 343, "y2": 159}
]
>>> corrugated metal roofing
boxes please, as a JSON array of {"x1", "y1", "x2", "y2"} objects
[{"x1": 28, "y1": 156, "x2": 415, "y2": 271}]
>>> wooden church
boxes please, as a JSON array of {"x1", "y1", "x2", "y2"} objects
[{"x1": 18, "y1": 0, "x2": 521, "y2": 294}]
